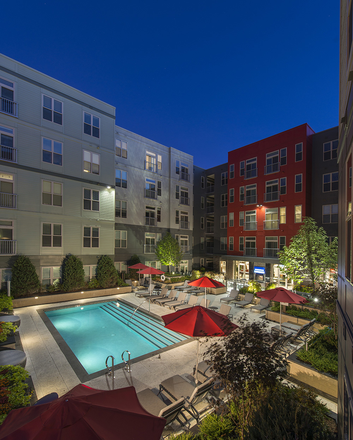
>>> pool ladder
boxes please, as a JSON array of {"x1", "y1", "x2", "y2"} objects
[{"x1": 122, "y1": 350, "x2": 131, "y2": 373}]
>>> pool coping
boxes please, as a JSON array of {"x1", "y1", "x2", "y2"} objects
[{"x1": 37, "y1": 298, "x2": 193, "y2": 383}]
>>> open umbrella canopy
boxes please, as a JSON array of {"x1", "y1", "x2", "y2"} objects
[
  {"x1": 137, "y1": 268, "x2": 164, "y2": 275},
  {"x1": 257, "y1": 287, "x2": 308, "y2": 304},
  {"x1": 188, "y1": 276, "x2": 225, "y2": 289},
  {"x1": 128, "y1": 263, "x2": 149, "y2": 270},
  {"x1": 0, "y1": 384, "x2": 165, "y2": 440}
]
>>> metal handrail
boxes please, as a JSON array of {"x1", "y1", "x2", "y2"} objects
[
  {"x1": 121, "y1": 350, "x2": 131, "y2": 372},
  {"x1": 127, "y1": 300, "x2": 148, "y2": 324}
]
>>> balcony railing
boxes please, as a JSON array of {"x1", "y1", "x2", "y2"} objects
[
  {"x1": 220, "y1": 222, "x2": 227, "y2": 229},
  {"x1": 264, "y1": 219, "x2": 279, "y2": 230},
  {"x1": 180, "y1": 245, "x2": 190, "y2": 254},
  {"x1": 245, "y1": 168, "x2": 257, "y2": 179},
  {"x1": 144, "y1": 244, "x2": 156, "y2": 254},
  {"x1": 206, "y1": 226, "x2": 214, "y2": 233},
  {"x1": 263, "y1": 248, "x2": 279, "y2": 258},
  {"x1": 0, "y1": 145, "x2": 17, "y2": 163},
  {"x1": 244, "y1": 221, "x2": 257, "y2": 231},
  {"x1": 264, "y1": 163, "x2": 280, "y2": 174},
  {"x1": 144, "y1": 189, "x2": 157, "y2": 199},
  {"x1": 244, "y1": 247, "x2": 257, "y2": 257},
  {"x1": 206, "y1": 206, "x2": 214, "y2": 214},
  {"x1": 0, "y1": 240, "x2": 16, "y2": 255},
  {"x1": 0, "y1": 98, "x2": 18, "y2": 117},
  {"x1": 145, "y1": 161, "x2": 157, "y2": 172},
  {"x1": 264, "y1": 191, "x2": 279, "y2": 202},
  {"x1": 244, "y1": 195, "x2": 257, "y2": 205},
  {"x1": 180, "y1": 221, "x2": 190, "y2": 229},
  {"x1": 180, "y1": 196, "x2": 190, "y2": 206},
  {"x1": 206, "y1": 185, "x2": 214, "y2": 193},
  {"x1": 180, "y1": 172, "x2": 190, "y2": 182},
  {"x1": 0, "y1": 193, "x2": 17, "y2": 209},
  {"x1": 145, "y1": 217, "x2": 156, "y2": 226}
]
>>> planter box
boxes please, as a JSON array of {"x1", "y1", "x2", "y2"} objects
[
  {"x1": 287, "y1": 352, "x2": 338, "y2": 400},
  {"x1": 265, "y1": 310, "x2": 326, "y2": 331},
  {"x1": 207, "y1": 287, "x2": 226, "y2": 295},
  {"x1": 12, "y1": 286, "x2": 132, "y2": 308}
]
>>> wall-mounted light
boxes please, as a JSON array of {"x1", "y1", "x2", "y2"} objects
[
  {"x1": 107, "y1": 186, "x2": 111, "y2": 189},
  {"x1": 257, "y1": 204, "x2": 263, "y2": 208}
]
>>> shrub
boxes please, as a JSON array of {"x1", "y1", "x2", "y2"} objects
[
  {"x1": 96, "y1": 255, "x2": 120, "y2": 288},
  {"x1": 11, "y1": 256, "x2": 40, "y2": 297},
  {"x1": 0, "y1": 322, "x2": 17, "y2": 342},
  {"x1": 247, "y1": 281, "x2": 262, "y2": 294},
  {"x1": 239, "y1": 286, "x2": 248, "y2": 294},
  {"x1": 198, "y1": 412, "x2": 235, "y2": 439},
  {"x1": 0, "y1": 294, "x2": 13, "y2": 312},
  {"x1": 61, "y1": 254, "x2": 85, "y2": 292},
  {"x1": 294, "y1": 284, "x2": 314, "y2": 294},
  {"x1": 87, "y1": 278, "x2": 100, "y2": 289},
  {"x1": 265, "y1": 282, "x2": 276, "y2": 290}
]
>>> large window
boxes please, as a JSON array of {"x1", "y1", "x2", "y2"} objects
[
  {"x1": 145, "y1": 232, "x2": 161, "y2": 253},
  {"x1": 265, "y1": 151, "x2": 279, "y2": 174},
  {"x1": 280, "y1": 207, "x2": 286, "y2": 224},
  {"x1": 0, "y1": 173, "x2": 15, "y2": 209},
  {"x1": 0, "y1": 220, "x2": 15, "y2": 254},
  {"x1": 146, "y1": 152, "x2": 157, "y2": 172},
  {"x1": 146, "y1": 206, "x2": 156, "y2": 226},
  {"x1": 295, "y1": 143, "x2": 303, "y2": 162},
  {"x1": 264, "y1": 237, "x2": 278, "y2": 258},
  {"x1": 115, "y1": 230, "x2": 127, "y2": 248},
  {"x1": 180, "y1": 211, "x2": 189, "y2": 229},
  {"x1": 323, "y1": 172, "x2": 338, "y2": 192},
  {"x1": 323, "y1": 140, "x2": 338, "y2": 161},
  {"x1": 221, "y1": 193, "x2": 228, "y2": 207},
  {"x1": 42, "y1": 95, "x2": 62, "y2": 125},
  {"x1": 229, "y1": 188, "x2": 234, "y2": 203},
  {"x1": 245, "y1": 237, "x2": 256, "y2": 256},
  {"x1": 0, "y1": 125, "x2": 16, "y2": 162},
  {"x1": 145, "y1": 178, "x2": 156, "y2": 199},
  {"x1": 245, "y1": 210, "x2": 256, "y2": 230},
  {"x1": 83, "y1": 227, "x2": 99, "y2": 247},
  {"x1": 42, "y1": 180, "x2": 62, "y2": 206},
  {"x1": 264, "y1": 208, "x2": 278, "y2": 230},
  {"x1": 220, "y1": 215, "x2": 226, "y2": 229},
  {"x1": 229, "y1": 236, "x2": 234, "y2": 251},
  {"x1": 229, "y1": 164, "x2": 235, "y2": 178},
  {"x1": 229, "y1": 212, "x2": 234, "y2": 227},
  {"x1": 0, "y1": 77, "x2": 16, "y2": 116},
  {"x1": 280, "y1": 177, "x2": 286, "y2": 195},
  {"x1": 295, "y1": 174, "x2": 303, "y2": 192},
  {"x1": 83, "y1": 189, "x2": 99, "y2": 211},
  {"x1": 280, "y1": 148, "x2": 287, "y2": 165},
  {"x1": 323, "y1": 204, "x2": 338, "y2": 224},
  {"x1": 83, "y1": 150, "x2": 100, "y2": 174},
  {"x1": 245, "y1": 158, "x2": 257, "y2": 179},
  {"x1": 42, "y1": 138, "x2": 62, "y2": 166},
  {"x1": 115, "y1": 169, "x2": 127, "y2": 188},
  {"x1": 245, "y1": 184, "x2": 256, "y2": 205},
  {"x1": 83, "y1": 112, "x2": 100, "y2": 138},
  {"x1": 220, "y1": 237, "x2": 227, "y2": 251},
  {"x1": 115, "y1": 140, "x2": 127, "y2": 158},
  {"x1": 221, "y1": 172, "x2": 228, "y2": 185},
  {"x1": 83, "y1": 265, "x2": 97, "y2": 282},
  {"x1": 294, "y1": 205, "x2": 302, "y2": 223},
  {"x1": 42, "y1": 223, "x2": 62, "y2": 247},
  {"x1": 115, "y1": 200, "x2": 127, "y2": 218},
  {"x1": 265, "y1": 180, "x2": 279, "y2": 202},
  {"x1": 180, "y1": 187, "x2": 189, "y2": 205},
  {"x1": 42, "y1": 267, "x2": 61, "y2": 287}
]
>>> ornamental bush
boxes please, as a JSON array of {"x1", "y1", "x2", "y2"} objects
[
  {"x1": 96, "y1": 255, "x2": 120, "y2": 288},
  {"x1": 61, "y1": 254, "x2": 85, "y2": 292},
  {"x1": 11, "y1": 256, "x2": 40, "y2": 297},
  {"x1": 0, "y1": 294, "x2": 13, "y2": 312}
]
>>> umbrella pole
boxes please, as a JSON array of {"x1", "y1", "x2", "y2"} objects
[
  {"x1": 205, "y1": 287, "x2": 207, "y2": 308},
  {"x1": 195, "y1": 339, "x2": 200, "y2": 384},
  {"x1": 280, "y1": 302, "x2": 282, "y2": 334}
]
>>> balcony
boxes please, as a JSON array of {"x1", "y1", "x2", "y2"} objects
[
  {"x1": 145, "y1": 217, "x2": 156, "y2": 226},
  {"x1": 244, "y1": 247, "x2": 257, "y2": 257},
  {"x1": 180, "y1": 172, "x2": 190, "y2": 182},
  {"x1": 245, "y1": 168, "x2": 257, "y2": 179},
  {"x1": 206, "y1": 185, "x2": 214, "y2": 193},
  {"x1": 206, "y1": 205, "x2": 214, "y2": 214},
  {"x1": 264, "y1": 191, "x2": 279, "y2": 202},
  {"x1": 264, "y1": 219, "x2": 279, "y2": 230},
  {"x1": 0, "y1": 193, "x2": 17, "y2": 209},
  {"x1": 0, "y1": 98, "x2": 18, "y2": 117},
  {"x1": 180, "y1": 245, "x2": 190, "y2": 254},
  {"x1": 264, "y1": 163, "x2": 280, "y2": 174},
  {"x1": 206, "y1": 226, "x2": 214, "y2": 233},
  {"x1": 0, "y1": 145, "x2": 17, "y2": 163},
  {"x1": 263, "y1": 248, "x2": 279, "y2": 258},
  {"x1": 145, "y1": 161, "x2": 157, "y2": 173},
  {"x1": 244, "y1": 195, "x2": 257, "y2": 205},
  {"x1": 144, "y1": 244, "x2": 156, "y2": 254},
  {"x1": 0, "y1": 240, "x2": 16, "y2": 255},
  {"x1": 144, "y1": 189, "x2": 157, "y2": 199},
  {"x1": 180, "y1": 196, "x2": 190, "y2": 206},
  {"x1": 180, "y1": 221, "x2": 190, "y2": 229},
  {"x1": 244, "y1": 221, "x2": 257, "y2": 231}
]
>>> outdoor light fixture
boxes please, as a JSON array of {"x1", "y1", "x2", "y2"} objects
[
  {"x1": 257, "y1": 204, "x2": 263, "y2": 208},
  {"x1": 35, "y1": 297, "x2": 38, "y2": 299},
  {"x1": 107, "y1": 186, "x2": 111, "y2": 189},
  {"x1": 81, "y1": 291, "x2": 84, "y2": 294},
  {"x1": 116, "y1": 303, "x2": 120, "y2": 308}
]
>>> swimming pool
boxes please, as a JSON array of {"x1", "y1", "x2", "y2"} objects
[{"x1": 43, "y1": 300, "x2": 187, "y2": 376}]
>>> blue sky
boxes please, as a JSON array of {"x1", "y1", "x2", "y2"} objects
[{"x1": 3, "y1": 0, "x2": 339, "y2": 169}]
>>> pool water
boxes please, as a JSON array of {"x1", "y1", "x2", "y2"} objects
[{"x1": 45, "y1": 300, "x2": 187, "y2": 374}]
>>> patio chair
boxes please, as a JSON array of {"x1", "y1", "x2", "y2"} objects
[
  {"x1": 174, "y1": 295, "x2": 198, "y2": 311},
  {"x1": 136, "y1": 284, "x2": 156, "y2": 298},
  {"x1": 155, "y1": 289, "x2": 177, "y2": 305},
  {"x1": 175, "y1": 280, "x2": 193, "y2": 291},
  {"x1": 218, "y1": 304, "x2": 233, "y2": 320},
  {"x1": 149, "y1": 287, "x2": 169, "y2": 303},
  {"x1": 166, "y1": 291, "x2": 188, "y2": 309},
  {"x1": 137, "y1": 388, "x2": 187, "y2": 427},
  {"x1": 234, "y1": 292, "x2": 254, "y2": 307},
  {"x1": 251, "y1": 298, "x2": 270, "y2": 312},
  {"x1": 271, "y1": 333, "x2": 296, "y2": 357},
  {"x1": 193, "y1": 360, "x2": 214, "y2": 382},
  {"x1": 220, "y1": 289, "x2": 239, "y2": 304},
  {"x1": 199, "y1": 298, "x2": 210, "y2": 308}
]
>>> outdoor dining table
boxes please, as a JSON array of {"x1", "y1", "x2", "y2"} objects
[{"x1": 159, "y1": 374, "x2": 195, "y2": 401}]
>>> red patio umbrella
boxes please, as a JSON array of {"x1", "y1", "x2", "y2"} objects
[
  {"x1": 257, "y1": 287, "x2": 308, "y2": 332},
  {"x1": 188, "y1": 276, "x2": 225, "y2": 308},
  {"x1": 0, "y1": 384, "x2": 165, "y2": 440},
  {"x1": 128, "y1": 263, "x2": 149, "y2": 284},
  {"x1": 137, "y1": 267, "x2": 165, "y2": 313},
  {"x1": 162, "y1": 305, "x2": 238, "y2": 382}
]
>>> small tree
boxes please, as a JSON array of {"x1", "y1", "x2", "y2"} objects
[
  {"x1": 278, "y1": 217, "x2": 338, "y2": 290},
  {"x1": 11, "y1": 256, "x2": 40, "y2": 297},
  {"x1": 155, "y1": 232, "x2": 183, "y2": 272},
  {"x1": 128, "y1": 254, "x2": 140, "y2": 266},
  {"x1": 96, "y1": 255, "x2": 119, "y2": 288},
  {"x1": 61, "y1": 254, "x2": 85, "y2": 292}
]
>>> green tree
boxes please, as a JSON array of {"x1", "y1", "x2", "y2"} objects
[
  {"x1": 61, "y1": 254, "x2": 85, "y2": 292},
  {"x1": 155, "y1": 232, "x2": 183, "y2": 272},
  {"x1": 11, "y1": 255, "x2": 40, "y2": 297},
  {"x1": 96, "y1": 255, "x2": 120, "y2": 288},
  {"x1": 278, "y1": 217, "x2": 338, "y2": 290}
]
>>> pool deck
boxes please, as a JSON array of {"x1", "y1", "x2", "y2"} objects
[{"x1": 14, "y1": 291, "x2": 337, "y2": 416}]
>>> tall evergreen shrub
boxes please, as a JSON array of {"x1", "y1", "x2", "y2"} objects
[
  {"x1": 61, "y1": 254, "x2": 84, "y2": 292},
  {"x1": 11, "y1": 256, "x2": 40, "y2": 297},
  {"x1": 96, "y1": 255, "x2": 120, "y2": 288}
]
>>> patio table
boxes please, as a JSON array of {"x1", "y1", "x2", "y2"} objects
[
  {"x1": 159, "y1": 374, "x2": 195, "y2": 401},
  {"x1": 0, "y1": 348, "x2": 26, "y2": 368},
  {"x1": 137, "y1": 389, "x2": 166, "y2": 416}
]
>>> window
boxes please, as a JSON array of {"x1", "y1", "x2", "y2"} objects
[
  {"x1": 144, "y1": 233, "x2": 161, "y2": 254},
  {"x1": 176, "y1": 160, "x2": 180, "y2": 175},
  {"x1": 83, "y1": 189, "x2": 99, "y2": 211},
  {"x1": 201, "y1": 176, "x2": 205, "y2": 188},
  {"x1": 84, "y1": 112, "x2": 100, "y2": 138},
  {"x1": 180, "y1": 163, "x2": 190, "y2": 181},
  {"x1": 83, "y1": 150, "x2": 100, "y2": 174},
  {"x1": 146, "y1": 206, "x2": 156, "y2": 226},
  {"x1": 42, "y1": 180, "x2": 62, "y2": 206},
  {"x1": 245, "y1": 237, "x2": 256, "y2": 256},
  {"x1": 323, "y1": 140, "x2": 338, "y2": 161},
  {"x1": 221, "y1": 193, "x2": 228, "y2": 207},
  {"x1": 264, "y1": 180, "x2": 279, "y2": 202},
  {"x1": 176, "y1": 210, "x2": 179, "y2": 225},
  {"x1": 115, "y1": 200, "x2": 127, "y2": 218},
  {"x1": 0, "y1": 268, "x2": 11, "y2": 290},
  {"x1": 280, "y1": 148, "x2": 287, "y2": 166},
  {"x1": 83, "y1": 265, "x2": 97, "y2": 282},
  {"x1": 294, "y1": 205, "x2": 302, "y2": 223},
  {"x1": 229, "y1": 188, "x2": 234, "y2": 203},
  {"x1": 323, "y1": 172, "x2": 338, "y2": 192},
  {"x1": 229, "y1": 236, "x2": 234, "y2": 251},
  {"x1": 0, "y1": 173, "x2": 15, "y2": 208},
  {"x1": 229, "y1": 212, "x2": 234, "y2": 227},
  {"x1": 0, "y1": 125, "x2": 16, "y2": 162},
  {"x1": 115, "y1": 230, "x2": 127, "y2": 248},
  {"x1": 200, "y1": 237, "x2": 204, "y2": 250},
  {"x1": 245, "y1": 158, "x2": 257, "y2": 179},
  {"x1": 323, "y1": 204, "x2": 338, "y2": 223},
  {"x1": 42, "y1": 267, "x2": 61, "y2": 287},
  {"x1": 157, "y1": 181, "x2": 162, "y2": 196},
  {"x1": 0, "y1": 220, "x2": 14, "y2": 255},
  {"x1": 264, "y1": 237, "x2": 278, "y2": 257},
  {"x1": 295, "y1": 143, "x2": 303, "y2": 162},
  {"x1": 239, "y1": 162, "x2": 244, "y2": 177},
  {"x1": 265, "y1": 151, "x2": 279, "y2": 174},
  {"x1": 181, "y1": 187, "x2": 189, "y2": 205},
  {"x1": 295, "y1": 174, "x2": 302, "y2": 192},
  {"x1": 245, "y1": 184, "x2": 257, "y2": 204},
  {"x1": 157, "y1": 155, "x2": 162, "y2": 170},
  {"x1": 83, "y1": 227, "x2": 99, "y2": 247},
  {"x1": 280, "y1": 177, "x2": 286, "y2": 195},
  {"x1": 239, "y1": 186, "x2": 244, "y2": 201},
  {"x1": 230, "y1": 164, "x2": 235, "y2": 178},
  {"x1": 264, "y1": 208, "x2": 278, "y2": 230},
  {"x1": 146, "y1": 152, "x2": 157, "y2": 172},
  {"x1": 280, "y1": 207, "x2": 286, "y2": 224},
  {"x1": 239, "y1": 211, "x2": 244, "y2": 226},
  {"x1": 239, "y1": 236, "x2": 244, "y2": 251},
  {"x1": 42, "y1": 138, "x2": 62, "y2": 166},
  {"x1": 157, "y1": 207, "x2": 161, "y2": 223},
  {"x1": 220, "y1": 215, "x2": 227, "y2": 229},
  {"x1": 0, "y1": 77, "x2": 16, "y2": 116},
  {"x1": 221, "y1": 172, "x2": 228, "y2": 185},
  {"x1": 180, "y1": 211, "x2": 189, "y2": 229},
  {"x1": 176, "y1": 185, "x2": 180, "y2": 199},
  {"x1": 201, "y1": 196, "x2": 205, "y2": 209},
  {"x1": 114, "y1": 262, "x2": 127, "y2": 274},
  {"x1": 279, "y1": 236, "x2": 286, "y2": 251},
  {"x1": 42, "y1": 223, "x2": 62, "y2": 247},
  {"x1": 145, "y1": 178, "x2": 156, "y2": 199},
  {"x1": 115, "y1": 169, "x2": 127, "y2": 188},
  {"x1": 42, "y1": 95, "x2": 62, "y2": 125},
  {"x1": 115, "y1": 140, "x2": 127, "y2": 158},
  {"x1": 220, "y1": 237, "x2": 227, "y2": 251},
  {"x1": 245, "y1": 210, "x2": 256, "y2": 230}
]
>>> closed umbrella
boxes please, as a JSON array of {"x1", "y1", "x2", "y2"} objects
[
  {"x1": 0, "y1": 384, "x2": 165, "y2": 440},
  {"x1": 162, "y1": 305, "x2": 238, "y2": 382},
  {"x1": 257, "y1": 287, "x2": 308, "y2": 332},
  {"x1": 188, "y1": 276, "x2": 225, "y2": 308}
]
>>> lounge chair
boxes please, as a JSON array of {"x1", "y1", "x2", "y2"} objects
[
  {"x1": 175, "y1": 280, "x2": 194, "y2": 291},
  {"x1": 220, "y1": 289, "x2": 239, "y2": 304},
  {"x1": 218, "y1": 304, "x2": 233, "y2": 320},
  {"x1": 137, "y1": 388, "x2": 186, "y2": 427},
  {"x1": 194, "y1": 360, "x2": 214, "y2": 382},
  {"x1": 271, "y1": 333, "x2": 296, "y2": 356},
  {"x1": 174, "y1": 295, "x2": 198, "y2": 311},
  {"x1": 167, "y1": 291, "x2": 188, "y2": 309},
  {"x1": 155, "y1": 289, "x2": 177, "y2": 305},
  {"x1": 149, "y1": 287, "x2": 169, "y2": 303},
  {"x1": 234, "y1": 292, "x2": 254, "y2": 307},
  {"x1": 251, "y1": 298, "x2": 270, "y2": 312},
  {"x1": 199, "y1": 298, "x2": 210, "y2": 308},
  {"x1": 136, "y1": 284, "x2": 156, "y2": 298}
]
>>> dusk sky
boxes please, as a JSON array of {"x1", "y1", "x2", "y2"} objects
[{"x1": 2, "y1": 0, "x2": 339, "y2": 169}]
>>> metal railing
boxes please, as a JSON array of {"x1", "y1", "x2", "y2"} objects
[
  {"x1": 144, "y1": 189, "x2": 157, "y2": 199},
  {"x1": 180, "y1": 245, "x2": 190, "y2": 254},
  {"x1": 180, "y1": 221, "x2": 190, "y2": 229},
  {"x1": 264, "y1": 163, "x2": 280, "y2": 174},
  {"x1": 245, "y1": 168, "x2": 257, "y2": 179},
  {"x1": 145, "y1": 217, "x2": 156, "y2": 226},
  {"x1": 0, "y1": 145, "x2": 17, "y2": 163},
  {"x1": 180, "y1": 172, "x2": 190, "y2": 182},
  {"x1": 144, "y1": 244, "x2": 156, "y2": 254},
  {"x1": 244, "y1": 247, "x2": 257, "y2": 256},
  {"x1": 244, "y1": 221, "x2": 257, "y2": 231},
  {"x1": 263, "y1": 248, "x2": 279, "y2": 258},
  {"x1": 264, "y1": 219, "x2": 279, "y2": 230},
  {"x1": 0, "y1": 98, "x2": 18, "y2": 117},
  {"x1": 264, "y1": 191, "x2": 279, "y2": 202},
  {"x1": 0, "y1": 193, "x2": 17, "y2": 208},
  {"x1": 180, "y1": 196, "x2": 190, "y2": 205},
  {"x1": 206, "y1": 206, "x2": 214, "y2": 213},
  {"x1": 0, "y1": 240, "x2": 16, "y2": 255},
  {"x1": 244, "y1": 195, "x2": 257, "y2": 205}
]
